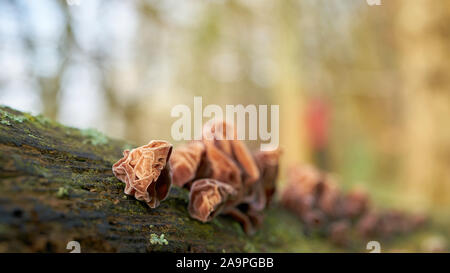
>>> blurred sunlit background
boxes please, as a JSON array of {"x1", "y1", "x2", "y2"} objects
[{"x1": 1, "y1": 0, "x2": 449, "y2": 217}]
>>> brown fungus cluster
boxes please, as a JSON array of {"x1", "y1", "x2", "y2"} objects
[
  {"x1": 112, "y1": 140, "x2": 173, "y2": 208},
  {"x1": 110, "y1": 125, "x2": 426, "y2": 242},
  {"x1": 281, "y1": 165, "x2": 427, "y2": 246},
  {"x1": 171, "y1": 120, "x2": 281, "y2": 234}
]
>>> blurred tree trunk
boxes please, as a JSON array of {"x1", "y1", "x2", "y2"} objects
[
  {"x1": 395, "y1": 0, "x2": 450, "y2": 209},
  {"x1": 39, "y1": 78, "x2": 61, "y2": 121},
  {"x1": 11, "y1": 0, "x2": 74, "y2": 121},
  {"x1": 39, "y1": 1, "x2": 75, "y2": 120},
  {"x1": 274, "y1": 0, "x2": 310, "y2": 185}
]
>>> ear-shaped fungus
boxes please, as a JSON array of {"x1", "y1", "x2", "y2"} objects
[
  {"x1": 282, "y1": 164, "x2": 429, "y2": 245},
  {"x1": 356, "y1": 211, "x2": 381, "y2": 238},
  {"x1": 203, "y1": 141, "x2": 243, "y2": 196},
  {"x1": 170, "y1": 141, "x2": 205, "y2": 188},
  {"x1": 328, "y1": 220, "x2": 351, "y2": 247},
  {"x1": 241, "y1": 182, "x2": 267, "y2": 212},
  {"x1": 281, "y1": 165, "x2": 322, "y2": 217},
  {"x1": 224, "y1": 184, "x2": 266, "y2": 235},
  {"x1": 316, "y1": 177, "x2": 342, "y2": 218},
  {"x1": 112, "y1": 140, "x2": 173, "y2": 208},
  {"x1": 287, "y1": 165, "x2": 322, "y2": 196},
  {"x1": 231, "y1": 140, "x2": 260, "y2": 186},
  {"x1": 225, "y1": 207, "x2": 263, "y2": 235},
  {"x1": 202, "y1": 120, "x2": 234, "y2": 156},
  {"x1": 188, "y1": 179, "x2": 236, "y2": 222},
  {"x1": 341, "y1": 188, "x2": 369, "y2": 219},
  {"x1": 253, "y1": 148, "x2": 281, "y2": 207},
  {"x1": 177, "y1": 120, "x2": 282, "y2": 235},
  {"x1": 224, "y1": 149, "x2": 282, "y2": 235},
  {"x1": 202, "y1": 120, "x2": 260, "y2": 187}
]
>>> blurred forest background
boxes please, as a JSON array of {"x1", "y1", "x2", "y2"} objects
[{"x1": 0, "y1": 0, "x2": 449, "y2": 216}]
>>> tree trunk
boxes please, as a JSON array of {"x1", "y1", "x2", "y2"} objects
[{"x1": 395, "y1": 0, "x2": 450, "y2": 209}]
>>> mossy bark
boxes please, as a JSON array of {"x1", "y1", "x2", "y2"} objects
[{"x1": 0, "y1": 106, "x2": 440, "y2": 253}]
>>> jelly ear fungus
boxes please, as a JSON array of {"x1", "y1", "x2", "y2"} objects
[{"x1": 112, "y1": 140, "x2": 173, "y2": 209}]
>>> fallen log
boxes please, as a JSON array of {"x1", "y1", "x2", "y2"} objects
[
  {"x1": 1, "y1": 106, "x2": 437, "y2": 253},
  {"x1": 0, "y1": 106, "x2": 328, "y2": 253}
]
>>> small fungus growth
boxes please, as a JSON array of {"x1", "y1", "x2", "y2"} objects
[{"x1": 112, "y1": 140, "x2": 173, "y2": 209}]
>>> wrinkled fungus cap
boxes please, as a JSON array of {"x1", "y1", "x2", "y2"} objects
[
  {"x1": 188, "y1": 179, "x2": 236, "y2": 222},
  {"x1": 170, "y1": 141, "x2": 205, "y2": 188},
  {"x1": 202, "y1": 119, "x2": 260, "y2": 187},
  {"x1": 112, "y1": 140, "x2": 173, "y2": 208}
]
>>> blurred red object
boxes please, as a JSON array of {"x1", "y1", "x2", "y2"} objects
[{"x1": 305, "y1": 97, "x2": 331, "y2": 150}]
